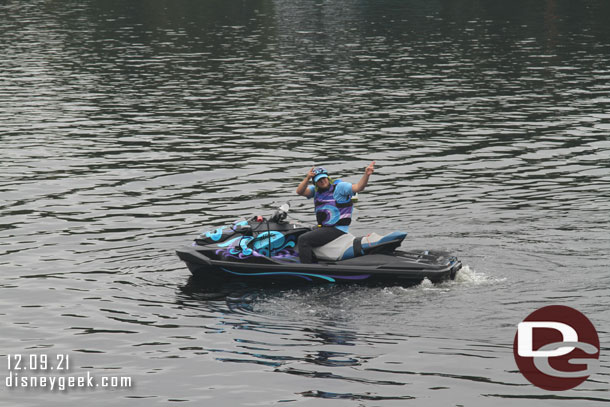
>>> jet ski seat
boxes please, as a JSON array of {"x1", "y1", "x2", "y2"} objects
[{"x1": 312, "y1": 231, "x2": 407, "y2": 261}]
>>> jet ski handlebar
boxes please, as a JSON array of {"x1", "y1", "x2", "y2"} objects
[
  {"x1": 232, "y1": 203, "x2": 291, "y2": 235},
  {"x1": 269, "y1": 202, "x2": 290, "y2": 223}
]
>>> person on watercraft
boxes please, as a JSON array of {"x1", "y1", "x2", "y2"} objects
[{"x1": 295, "y1": 162, "x2": 375, "y2": 263}]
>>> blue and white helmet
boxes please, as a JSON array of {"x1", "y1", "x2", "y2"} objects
[{"x1": 313, "y1": 167, "x2": 329, "y2": 183}]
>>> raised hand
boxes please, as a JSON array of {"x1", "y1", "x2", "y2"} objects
[{"x1": 307, "y1": 167, "x2": 316, "y2": 180}]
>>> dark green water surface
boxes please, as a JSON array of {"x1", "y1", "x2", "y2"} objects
[{"x1": 1, "y1": 1, "x2": 609, "y2": 405}]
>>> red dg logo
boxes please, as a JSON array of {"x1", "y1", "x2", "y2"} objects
[{"x1": 513, "y1": 305, "x2": 600, "y2": 391}]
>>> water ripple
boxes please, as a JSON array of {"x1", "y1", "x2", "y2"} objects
[{"x1": 2, "y1": 1, "x2": 610, "y2": 405}]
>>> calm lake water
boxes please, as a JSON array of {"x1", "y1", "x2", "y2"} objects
[{"x1": 1, "y1": 0, "x2": 609, "y2": 405}]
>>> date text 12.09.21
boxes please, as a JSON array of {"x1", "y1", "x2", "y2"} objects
[{"x1": 7, "y1": 354, "x2": 70, "y2": 371}]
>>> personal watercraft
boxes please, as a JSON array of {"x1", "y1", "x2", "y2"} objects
[{"x1": 176, "y1": 204, "x2": 462, "y2": 286}]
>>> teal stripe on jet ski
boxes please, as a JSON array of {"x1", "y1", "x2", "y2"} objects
[
  {"x1": 205, "y1": 226, "x2": 226, "y2": 241},
  {"x1": 220, "y1": 267, "x2": 335, "y2": 282},
  {"x1": 217, "y1": 236, "x2": 242, "y2": 247}
]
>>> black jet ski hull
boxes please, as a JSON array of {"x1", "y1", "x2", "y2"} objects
[{"x1": 176, "y1": 245, "x2": 461, "y2": 287}]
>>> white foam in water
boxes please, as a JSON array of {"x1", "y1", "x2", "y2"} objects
[
  {"x1": 396, "y1": 265, "x2": 500, "y2": 293},
  {"x1": 388, "y1": 265, "x2": 496, "y2": 294},
  {"x1": 419, "y1": 277, "x2": 434, "y2": 288},
  {"x1": 453, "y1": 265, "x2": 504, "y2": 286}
]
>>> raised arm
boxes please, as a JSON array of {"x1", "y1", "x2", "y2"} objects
[
  {"x1": 352, "y1": 161, "x2": 375, "y2": 193},
  {"x1": 296, "y1": 167, "x2": 315, "y2": 197}
]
